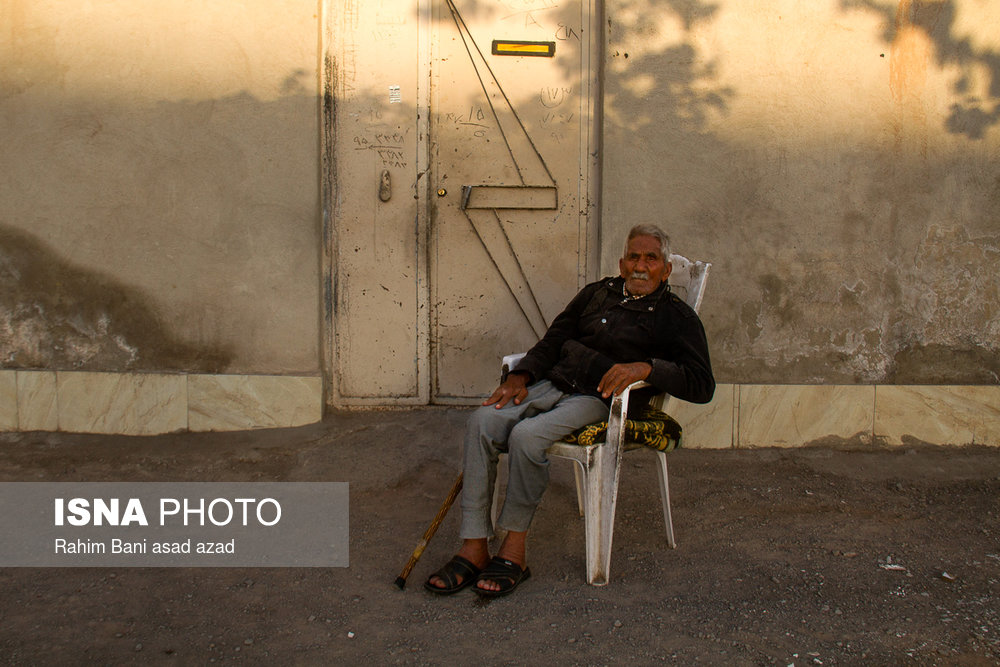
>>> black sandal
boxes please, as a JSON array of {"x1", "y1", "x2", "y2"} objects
[
  {"x1": 423, "y1": 555, "x2": 483, "y2": 595},
  {"x1": 474, "y1": 556, "x2": 532, "y2": 598}
]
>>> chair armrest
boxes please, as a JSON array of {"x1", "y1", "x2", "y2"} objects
[
  {"x1": 622, "y1": 380, "x2": 651, "y2": 394},
  {"x1": 596, "y1": 380, "x2": 653, "y2": 455},
  {"x1": 610, "y1": 380, "x2": 651, "y2": 420},
  {"x1": 501, "y1": 352, "x2": 527, "y2": 381}
]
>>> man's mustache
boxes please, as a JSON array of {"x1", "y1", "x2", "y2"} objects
[{"x1": 629, "y1": 271, "x2": 650, "y2": 280}]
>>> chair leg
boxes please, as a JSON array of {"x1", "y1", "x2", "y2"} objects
[
  {"x1": 655, "y1": 450, "x2": 677, "y2": 549},
  {"x1": 583, "y1": 437, "x2": 626, "y2": 586},
  {"x1": 572, "y1": 463, "x2": 585, "y2": 516},
  {"x1": 582, "y1": 450, "x2": 605, "y2": 585}
]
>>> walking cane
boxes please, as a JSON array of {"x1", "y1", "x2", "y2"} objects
[{"x1": 394, "y1": 474, "x2": 463, "y2": 589}]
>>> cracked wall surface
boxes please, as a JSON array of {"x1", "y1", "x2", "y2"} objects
[{"x1": 602, "y1": 0, "x2": 1000, "y2": 385}]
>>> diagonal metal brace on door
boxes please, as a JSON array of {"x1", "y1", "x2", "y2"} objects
[
  {"x1": 459, "y1": 185, "x2": 558, "y2": 339},
  {"x1": 444, "y1": 0, "x2": 561, "y2": 341}
]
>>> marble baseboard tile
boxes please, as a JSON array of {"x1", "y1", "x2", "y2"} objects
[
  {"x1": 2, "y1": 373, "x2": 997, "y2": 447},
  {"x1": 0, "y1": 371, "x2": 16, "y2": 430},
  {"x1": 738, "y1": 385, "x2": 876, "y2": 448},
  {"x1": 17, "y1": 371, "x2": 58, "y2": 431},
  {"x1": 666, "y1": 384, "x2": 736, "y2": 449},
  {"x1": 57, "y1": 372, "x2": 188, "y2": 436},
  {"x1": 875, "y1": 385, "x2": 1000, "y2": 446},
  {"x1": 188, "y1": 374, "x2": 323, "y2": 432}
]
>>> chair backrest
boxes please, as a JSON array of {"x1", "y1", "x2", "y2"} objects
[
  {"x1": 643, "y1": 254, "x2": 709, "y2": 413},
  {"x1": 667, "y1": 254, "x2": 710, "y2": 313}
]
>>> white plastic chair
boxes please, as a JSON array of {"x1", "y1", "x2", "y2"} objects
[{"x1": 499, "y1": 254, "x2": 710, "y2": 585}]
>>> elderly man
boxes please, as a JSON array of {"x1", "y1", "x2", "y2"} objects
[{"x1": 426, "y1": 224, "x2": 715, "y2": 596}]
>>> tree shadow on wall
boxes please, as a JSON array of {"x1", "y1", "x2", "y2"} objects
[
  {"x1": 422, "y1": 0, "x2": 732, "y2": 142},
  {"x1": 417, "y1": 0, "x2": 733, "y2": 259},
  {"x1": 0, "y1": 225, "x2": 232, "y2": 372},
  {"x1": 603, "y1": 0, "x2": 732, "y2": 134},
  {"x1": 843, "y1": 0, "x2": 1000, "y2": 139}
]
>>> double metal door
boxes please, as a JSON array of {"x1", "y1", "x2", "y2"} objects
[{"x1": 329, "y1": 0, "x2": 599, "y2": 404}]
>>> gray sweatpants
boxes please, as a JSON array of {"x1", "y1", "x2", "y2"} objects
[{"x1": 459, "y1": 380, "x2": 609, "y2": 538}]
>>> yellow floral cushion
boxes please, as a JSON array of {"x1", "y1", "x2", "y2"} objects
[{"x1": 562, "y1": 408, "x2": 682, "y2": 452}]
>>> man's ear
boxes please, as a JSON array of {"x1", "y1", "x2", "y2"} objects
[{"x1": 662, "y1": 261, "x2": 673, "y2": 281}]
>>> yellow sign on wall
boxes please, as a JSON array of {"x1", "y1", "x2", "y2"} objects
[{"x1": 491, "y1": 40, "x2": 556, "y2": 57}]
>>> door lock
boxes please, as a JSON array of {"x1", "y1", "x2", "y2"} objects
[
  {"x1": 437, "y1": 188, "x2": 447, "y2": 197},
  {"x1": 379, "y1": 170, "x2": 392, "y2": 202}
]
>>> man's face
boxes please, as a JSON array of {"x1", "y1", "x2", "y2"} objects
[{"x1": 619, "y1": 234, "x2": 671, "y2": 296}]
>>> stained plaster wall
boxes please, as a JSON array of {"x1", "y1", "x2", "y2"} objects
[
  {"x1": 0, "y1": 1, "x2": 321, "y2": 376},
  {"x1": 601, "y1": 0, "x2": 1000, "y2": 386},
  {"x1": 2, "y1": 0, "x2": 998, "y2": 438}
]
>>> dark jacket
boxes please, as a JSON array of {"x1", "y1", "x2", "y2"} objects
[{"x1": 513, "y1": 277, "x2": 715, "y2": 408}]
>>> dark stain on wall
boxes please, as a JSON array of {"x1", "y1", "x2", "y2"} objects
[
  {"x1": 0, "y1": 225, "x2": 232, "y2": 373},
  {"x1": 890, "y1": 343, "x2": 1000, "y2": 384}
]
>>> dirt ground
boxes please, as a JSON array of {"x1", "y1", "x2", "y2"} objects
[{"x1": 1, "y1": 407, "x2": 998, "y2": 665}]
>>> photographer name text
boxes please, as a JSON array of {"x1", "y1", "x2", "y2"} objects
[{"x1": 55, "y1": 537, "x2": 234, "y2": 555}]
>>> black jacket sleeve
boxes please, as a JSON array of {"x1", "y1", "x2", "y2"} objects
[
  {"x1": 645, "y1": 306, "x2": 715, "y2": 404},
  {"x1": 511, "y1": 282, "x2": 600, "y2": 383}
]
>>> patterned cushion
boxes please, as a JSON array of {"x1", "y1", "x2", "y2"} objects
[{"x1": 561, "y1": 408, "x2": 682, "y2": 452}]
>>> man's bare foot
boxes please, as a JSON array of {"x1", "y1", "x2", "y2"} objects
[
  {"x1": 476, "y1": 531, "x2": 527, "y2": 593},
  {"x1": 426, "y1": 539, "x2": 490, "y2": 591}
]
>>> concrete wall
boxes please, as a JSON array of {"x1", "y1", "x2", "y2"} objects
[
  {"x1": 1, "y1": 0, "x2": 321, "y2": 376},
  {"x1": 2, "y1": 0, "x2": 997, "y2": 439},
  {"x1": 602, "y1": 0, "x2": 1000, "y2": 385}
]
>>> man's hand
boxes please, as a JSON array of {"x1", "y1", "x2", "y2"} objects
[
  {"x1": 483, "y1": 372, "x2": 530, "y2": 409},
  {"x1": 598, "y1": 362, "x2": 652, "y2": 398}
]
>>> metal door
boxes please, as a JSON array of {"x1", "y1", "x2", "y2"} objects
[{"x1": 428, "y1": 0, "x2": 600, "y2": 401}]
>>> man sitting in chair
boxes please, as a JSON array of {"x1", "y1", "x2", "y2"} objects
[{"x1": 426, "y1": 224, "x2": 715, "y2": 597}]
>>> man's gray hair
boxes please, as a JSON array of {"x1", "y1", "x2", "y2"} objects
[{"x1": 624, "y1": 224, "x2": 671, "y2": 259}]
